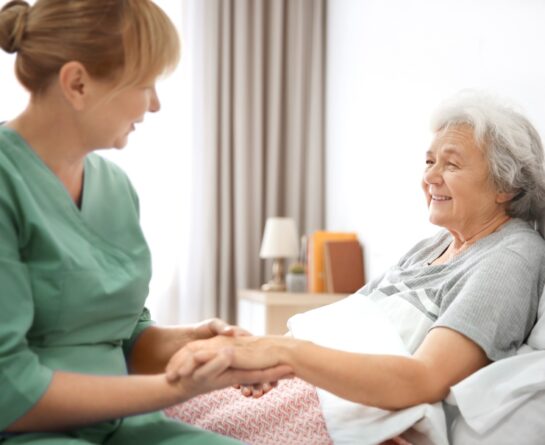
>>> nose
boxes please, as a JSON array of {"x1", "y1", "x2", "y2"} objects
[
  {"x1": 149, "y1": 86, "x2": 161, "y2": 113},
  {"x1": 423, "y1": 163, "x2": 442, "y2": 185}
]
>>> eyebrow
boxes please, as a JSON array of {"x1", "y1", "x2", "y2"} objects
[{"x1": 426, "y1": 146, "x2": 462, "y2": 157}]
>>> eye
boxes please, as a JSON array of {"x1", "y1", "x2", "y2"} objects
[
  {"x1": 447, "y1": 162, "x2": 459, "y2": 170},
  {"x1": 425, "y1": 159, "x2": 434, "y2": 166}
]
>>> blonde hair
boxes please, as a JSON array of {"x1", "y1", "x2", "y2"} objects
[{"x1": 0, "y1": 0, "x2": 180, "y2": 94}]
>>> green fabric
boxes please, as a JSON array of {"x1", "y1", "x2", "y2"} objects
[
  {"x1": 0, "y1": 127, "x2": 154, "y2": 432},
  {"x1": 1, "y1": 412, "x2": 242, "y2": 444}
]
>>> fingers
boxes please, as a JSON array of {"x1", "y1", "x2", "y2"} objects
[
  {"x1": 241, "y1": 385, "x2": 253, "y2": 397},
  {"x1": 207, "y1": 318, "x2": 230, "y2": 335},
  {"x1": 192, "y1": 347, "x2": 234, "y2": 381},
  {"x1": 166, "y1": 346, "x2": 236, "y2": 385},
  {"x1": 230, "y1": 364, "x2": 293, "y2": 387},
  {"x1": 207, "y1": 319, "x2": 251, "y2": 337},
  {"x1": 239, "y1": 381, "x2": 277, "y2": 398},
  {"x1": 165, "y1": 345, "x2": 216, "y2": 382}
]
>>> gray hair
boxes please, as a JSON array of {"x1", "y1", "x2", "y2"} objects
[{"x1": 430, "y1": 90, "x2": 545, "y2": 223}]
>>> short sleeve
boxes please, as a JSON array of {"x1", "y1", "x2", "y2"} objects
[
  {"x1": 433, "y1": 249, "x2": 540, "y2": 361},
  {"x1": 0, "y1": 182, "x2": 53, "y2": 429},
  {"x1": 122, "y1": 307, "x2": 155, "y2": 359}
]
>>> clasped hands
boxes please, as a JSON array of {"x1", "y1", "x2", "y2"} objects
[{"x1": 166, "y1": 319, "x2": 292, "y2": 398}]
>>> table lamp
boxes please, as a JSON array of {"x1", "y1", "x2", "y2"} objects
[{"x1": 259, "y1": 217, "x2": 299, "y2": 292}]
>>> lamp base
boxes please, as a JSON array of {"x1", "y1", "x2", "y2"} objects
[
  {"x1": 261, "y1": 258, "x2": 287, "y2": 292},
  {"x1": 261, "y1": 281, "x2": 287, "y2": 292}
]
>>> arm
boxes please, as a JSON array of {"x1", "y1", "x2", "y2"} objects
[
  {"x1": 129, "y1": 319, "x2": 248, "y2": 374},
  {"x1": 168, "y1": 326, "x2": 488, "y2": 410},
  {"x1": 277, "y1": 327, "x2": 488, "y2": 409},
  {"x1": 7, "y1": 351, "x2": 291, "y2": 432}
]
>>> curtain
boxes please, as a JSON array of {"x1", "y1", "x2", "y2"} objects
[{"x1": 171, "y1": 0, "x2": 326, "y2": 324}]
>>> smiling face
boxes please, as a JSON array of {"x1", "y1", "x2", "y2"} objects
[{"x1": 422, "y1": 125, "x2": 511, "y2": 239}]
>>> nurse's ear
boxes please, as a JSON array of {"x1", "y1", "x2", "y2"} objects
[{"x1": 57, "y1": 61, "x2": 91, "y2": 111}]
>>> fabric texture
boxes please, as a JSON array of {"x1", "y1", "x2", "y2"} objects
[
  {"x1": 1, "y1": 412, "x2": 242, "y2": 444},
  {"x1": 165, "y1": 378, "x2": 333, "y2": 445},
  {"x1": 360, "y1": 218, "x2": 545, "y2": 360},
  {"x1": 176, "y1": 0, "x2": 326, "y2": 324}
]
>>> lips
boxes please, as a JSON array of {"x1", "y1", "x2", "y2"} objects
[{"x1": 431, "y1": 194, "x2": 452, "y2": 201}]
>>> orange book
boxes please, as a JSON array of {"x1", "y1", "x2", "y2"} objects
[
  {"x1": 324, "y1": 240, "x2": 365, "y2": 293},
  {"x1": 307, "y1": 231, "x2": 358, "y2": 292}
]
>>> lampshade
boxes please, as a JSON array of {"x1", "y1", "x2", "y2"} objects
[{"x1": 259, "y1": 217, "x2": 299, "y2": 259}]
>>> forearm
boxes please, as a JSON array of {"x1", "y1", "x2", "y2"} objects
[
  {"x1": 129, "y1": 325, "x2": 197, "y2": 374},
  {"x1": 6, "y1": 371, "x2": 185, "y2": 432},
  {"x1": 275, "y1": 339, "x2": 441, "y2": 410}
]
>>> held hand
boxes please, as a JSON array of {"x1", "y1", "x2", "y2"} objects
[
  {"x1": 165, "y1": 346, "x2": 293, "y2": 401},
  {"x1": 166, "y1": 335, "x2": 287, "y2": 384},
  {"x1": 166, "y1": 336, "x2": 239, "y2": 381}
]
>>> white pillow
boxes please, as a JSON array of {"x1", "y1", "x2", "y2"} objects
[{"x1": 287, "y1": 294, "x2": 449, "y2": 445}]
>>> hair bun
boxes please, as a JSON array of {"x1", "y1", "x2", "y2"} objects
[{"x1": 0, "y1": 0, "x2": 30, "y2": 54}]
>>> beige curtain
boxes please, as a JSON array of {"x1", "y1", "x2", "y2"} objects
[{"x1": 176, "y1": 0, "x2": 326, "y2": 323}]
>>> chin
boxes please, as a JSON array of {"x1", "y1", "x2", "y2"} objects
[
  {"x1": 112, "y1": 138, "x2": 129, "y2": 149},
  {"x1": 428, "y1": 214, "x2": 446, "y2": 227}
]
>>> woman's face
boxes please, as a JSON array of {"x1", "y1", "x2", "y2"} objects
[
  {"x1": 422, "y1": 125, "x2": 508, "y2": 238},
  {"x1": 80, "y1": 78, "x2": 161, "y2": 150}
]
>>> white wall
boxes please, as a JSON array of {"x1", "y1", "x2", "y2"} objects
[{"x1": 326, "y1": 0, "x2": 545, "y2": 280}]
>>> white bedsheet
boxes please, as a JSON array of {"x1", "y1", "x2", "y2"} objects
[
  {"x1": 444, "y1": 283, "x2": 545, "y2": 445},
  {"x1": 287, "y1": 293, "x2": 449, "y2": 445},
  {"x1": 447, "y1": 349, "x2": 545, "y2": 444}
]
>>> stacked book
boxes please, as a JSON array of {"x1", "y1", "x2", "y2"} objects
[{"x1": 306, "y1": 231, "x2": 365, "y2": 293}]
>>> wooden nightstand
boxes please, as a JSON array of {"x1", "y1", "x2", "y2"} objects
[{"x1": 237, "y1": 289, "x2": 349, "y2": 335}]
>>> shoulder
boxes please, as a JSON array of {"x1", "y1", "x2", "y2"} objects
[{"x1": 473, "y1": 219, "x2": 545, "y2": 272}]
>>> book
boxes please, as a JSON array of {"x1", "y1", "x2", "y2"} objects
[
  {"x1": 324, "y1": 239, "x2": 365, "y2": 293},
  {"x1": 307, "y1": 231, "x2": 358, "y2": 292}
]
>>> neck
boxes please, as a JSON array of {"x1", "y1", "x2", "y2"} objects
[
  {"x1": 7, "y1": 97, "x2": 88, "y2": 177},
  {"x1": 7, "y1": 95, "x2": 88, "y2": 204},
  {"x1": 450, "y1": 213, "x2": 512, "y2": 250}
]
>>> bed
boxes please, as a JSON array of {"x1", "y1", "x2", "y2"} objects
[{"x1": 165, "y1": 291, "x2": 545, "y2": 444}]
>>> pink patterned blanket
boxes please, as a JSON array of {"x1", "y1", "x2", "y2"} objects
[
  {"x1": 165, "y1": 377, "x2": 411, "y2": 445},
  {"x1": 165, "y1": 378, "x2": 332, "y2": 445}
]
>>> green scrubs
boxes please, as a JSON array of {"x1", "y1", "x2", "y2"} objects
[{"x1": 0, "y1": 127, "x2": 240, "y2": 444}]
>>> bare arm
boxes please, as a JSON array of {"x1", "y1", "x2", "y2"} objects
[
  {"x1": 7, "y1": 350, "x2": 292, "y2": 433},
  {"x1": 277, "y1": 327, "x2": 489, "y2": 409},
  {"x1": 168, "y1": 327, "x2": 489, "y2": 410}
]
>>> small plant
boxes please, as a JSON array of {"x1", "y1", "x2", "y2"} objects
[{"x1": 289, "y1": 262, "x2": 305, "y2": 274}]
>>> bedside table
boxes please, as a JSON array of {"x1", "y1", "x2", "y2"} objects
[{"x1": 237, "y1": 289, "x2": 349, "y2": 335}]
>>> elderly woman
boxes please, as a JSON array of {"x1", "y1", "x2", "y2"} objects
[{"x1": 165, "y1": 92, "x2": 545, "y2": 442}]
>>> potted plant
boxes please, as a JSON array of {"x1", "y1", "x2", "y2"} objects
[{"x1": 286, "y1": 261, "x2": 307, "y2": 292}]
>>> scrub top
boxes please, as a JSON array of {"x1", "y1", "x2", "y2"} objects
[{"x1": 0, "y1": 127, "x2": 239, "y2": 444}]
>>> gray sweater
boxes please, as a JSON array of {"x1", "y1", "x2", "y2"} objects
[{"x1": 359, "y1": 218, "x2": 545, "y2": 360}]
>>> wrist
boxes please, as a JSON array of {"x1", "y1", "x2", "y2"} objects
[
  {"x1": 155, "y1": 373, "x2": 193, "y2": 405},
  {"x1": 273, "y1": 336, "x2": 304, "y2": 368}
]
